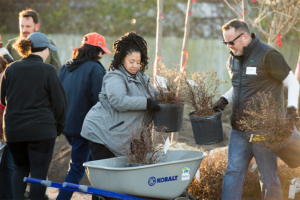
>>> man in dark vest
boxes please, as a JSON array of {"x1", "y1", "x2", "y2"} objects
[
  {"x1": 5, "y1": 8, "x2": 61, "y2": 72},
  {"x1": 213, "y1": 19, "x2": 299, "y2": 200}
]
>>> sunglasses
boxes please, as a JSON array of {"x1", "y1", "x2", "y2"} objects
[{"x1": 222, "y1": 33, "x2": 244, "y2": 45}]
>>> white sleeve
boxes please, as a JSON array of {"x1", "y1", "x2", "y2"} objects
[
  {"x1": 0, "y1": 48, "x2": 12, "y2": 59},
  {"x1": 222, "y1": 87, "x2": 233, "y2": 103},
  {"x1": 283, "y1": 70, "x2": 299, "y2": 109}
]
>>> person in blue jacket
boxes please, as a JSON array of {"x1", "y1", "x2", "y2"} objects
[{"x1": 57, "y1": 32, "x2": 111, "y2": 200}]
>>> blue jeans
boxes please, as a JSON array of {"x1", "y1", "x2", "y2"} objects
[
  {"x1": 56, "y1": 136, "x2": 94, "y2": 200},
  {"x1": 0, "y1": 146, "x2": 14, "y2": 200},
  {"x1": 222, "y1": 128, "x2": 282, "y2": 200}
]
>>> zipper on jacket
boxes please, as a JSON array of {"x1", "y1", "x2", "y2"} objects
[
  {"x1": 237, "y1": 60, "x2": 243, "y2": 127},
  {"x1": 109, "y1": 121, "x2": 125, "y2": 131}
]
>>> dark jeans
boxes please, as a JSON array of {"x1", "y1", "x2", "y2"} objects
[
  {"x1": 7, "y1": 138, "x2": 55, "y2": 200},
  {"x1": 0, "y1": 146, "x2": 14, "y2": 200},
  {"x1": 222, "y1": 129, "x2": 282, "y2": 200},
  {"x1": 89, "y1": 142, "x2": 115, "y2": 200},
  {"x1": 56, "y1": 136, "x2": 94, "y2": 200}
]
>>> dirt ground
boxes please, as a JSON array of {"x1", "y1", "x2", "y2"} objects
[{"x1": 45, "y1": 106, "x2": 233, "y2": 199}]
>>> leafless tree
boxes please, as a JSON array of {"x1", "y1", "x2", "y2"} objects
[{"x1": 223, "y1": 0, "x2": 300, "y2": 47}]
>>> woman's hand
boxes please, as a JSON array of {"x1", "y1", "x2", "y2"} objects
[{"x1": 147, "y1": 99, "x2": 161, "y2": 111}]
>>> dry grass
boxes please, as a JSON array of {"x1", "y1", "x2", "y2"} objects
[
  {"x1": 188, "y1": 150, "x2": 228, "y2": 200},
  {"x1": 237, "y1": 92, "x2": 293, "y2": 150},
  {"x1": 183, "y1": 69, "x2": 228, "y2": 117}
]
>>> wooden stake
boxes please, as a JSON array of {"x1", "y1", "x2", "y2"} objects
[
  {"x1": 180, "y1": 0, "x2": 193, "y2": 72},
  {"x1": 153, "y1": 0, "x2": 163, "y2": 86},
  {"x1": 242, "y1": 0, "x2": 249, "y2": 25}
]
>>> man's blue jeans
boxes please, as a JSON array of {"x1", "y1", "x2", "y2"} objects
[
  {"x1": 222, "y1": 128, "x2": 282, "y2": 200},
  {"x1": 0, "y1": 146, "x2": 14, "y2": 200},
  {"x1": 56, "y1": 136, "x2": 94, "y2": 200}
]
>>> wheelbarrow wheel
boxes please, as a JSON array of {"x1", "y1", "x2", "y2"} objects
[
  {"x1": 92, "y1": 195, "x2": 105, "y2": 200},
  {"x1": 175, "y1": 191, "x2": 196, "y2": 200}
]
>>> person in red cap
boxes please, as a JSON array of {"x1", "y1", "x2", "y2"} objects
[{"x1": 57, "y1": 32, "x2": 111, "y2": 200}]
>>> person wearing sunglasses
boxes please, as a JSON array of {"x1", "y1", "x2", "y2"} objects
[{"x1": 212, "y1": 19, "x2": 299, "y2": 200}]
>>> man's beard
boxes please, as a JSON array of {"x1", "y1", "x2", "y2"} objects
[
  {"x1": 231, "y1": 48, "x2": 243, "y2": 56},
  {"x1": 233, "y1": 50, "x2": 243, "y2": 56},
  {"x1": 20, "y1": 28, "x2": 36, "y2": 38}
]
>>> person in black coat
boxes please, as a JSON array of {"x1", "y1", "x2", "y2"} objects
[
  {"x1": 57, "y1": 32, "x2": 111, "y2": 200},
  {"x1": 0, "y1": 32, "x2": 67, "y2": 200}
]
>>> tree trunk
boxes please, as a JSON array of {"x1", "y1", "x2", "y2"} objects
[
  {"x1": 180, "y1": 0, "x2": 193, "y2": 71},
  {"x1": 268, "y1": 40, "x2": 277, "y2": 47},
  {"x1": 242, "y1": 0, "x2": 249, "y2": 25},
  {"x1": 153, "y1": 0, "x2": 163, "y2": 86}
]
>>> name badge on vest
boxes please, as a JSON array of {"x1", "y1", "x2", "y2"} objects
[{"x1": 246, "y1": 67, "x2": 257, "y2": 75}]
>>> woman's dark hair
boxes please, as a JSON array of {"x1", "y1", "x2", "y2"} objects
[
  {"x1": 13, "y1": 38, "x2": 32, "y2": 57},
  {"x1": 0, "y1": 56, "x2": 8, "y2": 73},
  {"x1": 72, "y1": 43, "x2": 104, "y2": 61},
  {"x1": 109, "y1": 32, "x2": 149, "y2": 72}
]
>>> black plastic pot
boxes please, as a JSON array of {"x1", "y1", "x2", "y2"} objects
[
  {"x1": 189, "y1": 112, "x2": 223, "y2": 145},
  {"x1": 154, "y1": 104, "x2": 184, "y2": 132},
  {"x1": 270, "y1": 128, "x2": 300, "y2": 168}
]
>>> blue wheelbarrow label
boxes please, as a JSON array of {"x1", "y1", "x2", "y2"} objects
[
  {"x1": 182, "y1": 167, "x2": 190, "y2": 181},
  {"x1": 148, "y1": 175, "x2": 179, "y2": 186}
]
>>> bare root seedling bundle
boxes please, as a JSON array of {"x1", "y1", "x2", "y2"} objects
[
  {"x1": 238, "y1": 92, "x2": 293, "y2": 150},
  {"x1": 122, "y1": 125, "x2": 166, "y2": 165}
]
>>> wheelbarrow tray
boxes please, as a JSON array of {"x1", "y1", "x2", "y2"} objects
[{"x1": 84, "y1": 150, "x2": 206, "y2": 199}]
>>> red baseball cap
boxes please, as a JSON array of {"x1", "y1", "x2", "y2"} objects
[{"x1": 83, "y1": 32, "x2": 111, "y2": 55}]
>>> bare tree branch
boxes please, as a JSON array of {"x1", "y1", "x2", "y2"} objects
[
  {"x1": 293, "y1": 26, "x2": 300, "y2": 33},
  {"x1": 278, "y1": 0, "x2": 299, "y2": 11},
  {"x1": 249, "y1": 18, "x2": 269, "y2": 38},
  {"x1": 281, "y1": 15, "x2": 300, "y2": 38},
  {"x1": 224, "y1": 0, "x2": 300, "y2": 45},
  {"x1": 233, "y1": 0, "x2": 243, "y2": 12},
  {"x1": 223, "y1": 0, "x2": 241, "y2": 18}
]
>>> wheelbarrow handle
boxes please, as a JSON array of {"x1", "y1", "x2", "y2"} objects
[
  {"x1": 24, "y1": 177, "x2": 42, "y2": 185},
  {"x1": 25, "y1": 177, "x2": 147, "y2": 200},
  {"x1": 63, "y1": 182, "x2": 81, "y2": 190},
  {"x1": 24, "y1": 177, "x2": 88, "y2": 193}
]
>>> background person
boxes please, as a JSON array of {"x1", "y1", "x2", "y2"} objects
[
  {"x1": 0, "y1": 55, "x2": 13, "y2": 200},
  {"x1": 81, "y1": 31, "x2": 160, "y2": 159},
  {"x1": 5, "y1": 8, "x2": 61, "y2": 72},
  {"x1": 1, "y1": 32, "x2": 67, "y2": 200},
  {"x1": 212, "y1": 19, "x2": 299, "y2": 200},
  {"x1": 56, "y1": 32, "x2": 111, "y2": 200}
]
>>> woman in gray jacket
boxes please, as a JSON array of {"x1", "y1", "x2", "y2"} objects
[{"x1": 81, "y1": 32, "x2": 160, "y2": 158}]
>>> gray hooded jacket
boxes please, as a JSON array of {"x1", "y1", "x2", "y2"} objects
[{"x1": 80, "y1": 66, "x2": 156, "y2": 156}]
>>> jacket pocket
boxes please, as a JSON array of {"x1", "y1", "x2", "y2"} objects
[{"x1": 109, "y1": 121, "x2": 125, "y2": 131}]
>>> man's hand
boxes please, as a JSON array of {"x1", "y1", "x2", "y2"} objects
[
  {"x1": 287, "y1": 106, "x2": 299, "y2": 126},
  {"x1": 212, "y1": 97, "x2": 229, "y2": 112}
]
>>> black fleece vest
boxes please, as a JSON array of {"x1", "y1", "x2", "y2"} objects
[{"x1": 228, "y1": 34, "x2": 284, "y2": 130}]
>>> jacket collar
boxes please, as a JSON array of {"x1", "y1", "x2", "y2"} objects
[
  {"x1": 119, "y1": 65, "x2": 138, "y2": 79},
  {"x1": 22, "y1": 54, "x2": 43, "y2": 62},
  {"x1": 230, "y1": 33, "x2": 260, "y2": 61},
  {"x1": 118, "y1": 65, "x2": 150, "y2": 84}
]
